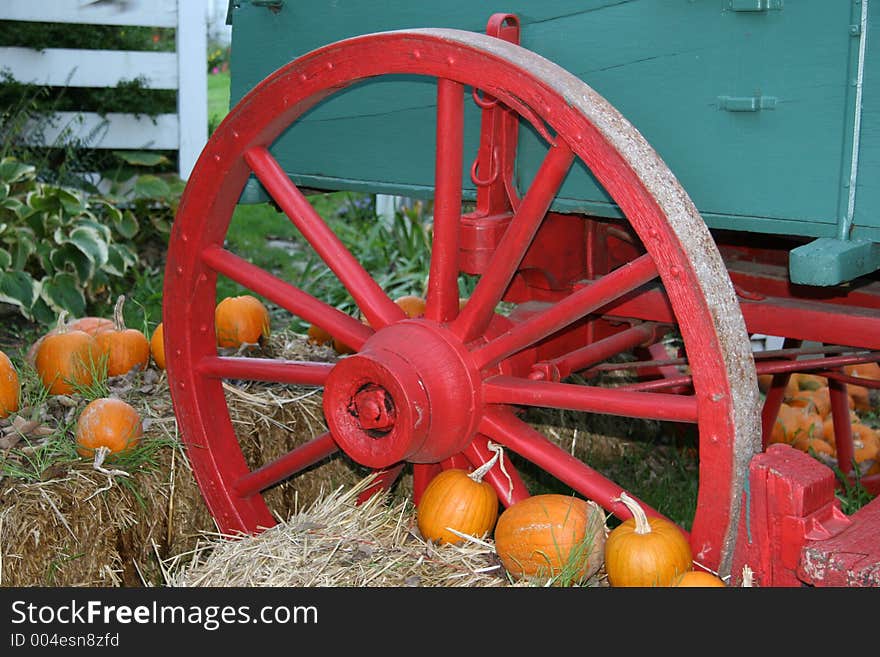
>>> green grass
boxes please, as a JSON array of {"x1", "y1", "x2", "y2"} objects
[{"x1": 208, "y1": 70, "x2": 231, "y2": 133}]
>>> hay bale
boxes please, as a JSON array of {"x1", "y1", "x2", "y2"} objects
[
  {"x1": 0, "y1": 333, "x2": 371, "y2": 586},
  {"x1": 163, "y1": 474, "x2": 513, "y2": 587}
]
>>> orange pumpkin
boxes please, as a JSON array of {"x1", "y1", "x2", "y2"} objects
[
  {"x1": 75, "y1": 397, "x2": 143, "y2": 458},
  {"x1": 604, "y1": 491, "x2": 693, "y2": 587},
  {"x1": 670, "y1": 570, "x2": 727, "y2": 587},
  {"x1": 843, "y1": 362, "x2": 880, "y2": 412},
  {"x1": 769, "y1": 403, "x2": 824, "y2": 446},
  {"x1": 69, "y1": 316, "x2": 114, "y2": 336},
  {"x1": 34, "y1": 314, "x2": 100, "y2": 395},
  {"x1": 393, "y1": 294, "x2": 427, "y2": 319},
  {"x1": 791, "y1": 435, "x2": 836, "y2": 464},
  {"x1": 417, "y1": 459, "x2": 499, "y2": 545},
  {"x1": 306, "y1": 323, "x2": 334, "y2": 347},
  {"x1": 25, "y1": 315, "x2": 113, "y2": 366},
  {"x1": 788, "y1": 386, "x2": 832, "y2": 419},
  {"x1": 94, "y1": 296, "x2": 151, "y2": 377},
  {"x1": 215, "y1": 295, "x2": 271, "y2": 349},
  {"x1": 494, "y1": 494, "x2": 606, "y2": 583},
  {"x1": 0, "y1": 349, "x2": 20, "y2": 418},
  {"x1": 852, "y1": 426, "x2": 880, "y2": 475},
  {"x1": 823, "y1": 417, "x2": 875, "y2": 444},
  {"x1": 150, "y1": 322, "x2": 166, "y2": 370}
]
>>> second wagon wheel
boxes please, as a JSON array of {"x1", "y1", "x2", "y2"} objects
[{"x1": 164, "y1": 27, "x2": 761, "y2": 578}]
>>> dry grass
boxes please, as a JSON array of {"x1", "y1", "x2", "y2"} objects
[{"x1": 162, "y1": 473, "x2": 521, "y2": 588}]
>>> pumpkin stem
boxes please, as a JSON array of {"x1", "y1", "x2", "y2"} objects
[
  {"x1": 469, "y1": 445, "x2": 500, "y2": 483},
  {"x1": 55, "y1": 310, "x2": 69, "y2": 332},
  {"x1": 741, "y1": 564, "x2": 754, "y2": 587},
  {"x1": 112, "y1": 295, "x2": 127, "y2": 331},
  {"x1": 92, "y1": 445, "x2": 130, "y2": 478},
  {"x1": 614, "y1": 490, "x2": 652, "y2": 535}
]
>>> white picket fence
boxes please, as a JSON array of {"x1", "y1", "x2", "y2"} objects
[{"x1": 0, "y1": 0, "x2": 208, "y2": 181}]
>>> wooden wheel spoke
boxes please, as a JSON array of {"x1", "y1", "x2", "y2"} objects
[
  {"x1": 233, "y1": 432, "x2": 339, "y2": 499},
  {"x1": 483, "y1": 374, "x2": 698, "y2": 424},
  {"x1": 202, "y1": 246, "x2": 373, "y2": 351},
  {"x1": 197, "y1": 356, "x2": 332, "y2": 386},
  {"x1": 478, "y1": 408, "x2": 673, "y2": 525},
  {"x1": 450, "y1": 141, "x2": 575, "y2": 341},
  {"x1": 473, "y1": 253, "x2": 659, "y2": 370},
  {"x1": 244, "y1": 146, "x2": 404, "y2": 328},
  {"x1": 425, "y1": 78, "x2": 465, "y2": 323}
]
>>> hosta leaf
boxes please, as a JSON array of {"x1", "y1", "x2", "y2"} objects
[
  {"x1": 91, "y1": 198, "x2": 123, "y2": 225},
  {"x1": 114, "y1": 209, "x2": 139, "y2": 240},
  {"x1": 73, "y1": 218, "x2": 112, "y2": 244},
  {"x1": 30, "y1": 296, "x2": 56, "y2": 326},
  {"x1": 40, "y1": 272, "x2": 86, "y2": 318},
  {"x1": 10, "y1": 229, "x2": 36, "y2": 270},
  {"x1": 105, "y1": 242, "x2": 138, "y2": 273},
  {"x1": 0, "y1": 160, "x2": 36, "y2": 184},
  {"x1": 150, "y1": 214, "x2": 172, "y2": 236},
  {"x1": 0, "y1": 247, "x2": 11, "y2": 269},
  {"x1": 0, "y1": 270, "x2": 39, "y2": 317},
  {"x1": 58, "y1": 188, "x2": 86, "y2": 217},
  {"x1": 113, "y1": 150, "x2": 169, "y2": 167},
  {"x1": 50, "y1": 243, "x2": 95, "y2": 284},
  {"x1": 133, "y1": 175, "x2": 171, "y2": 199},
  {"x1": 27, "y1": 188, "x2": 60, "y2": 213},
  {"x1": 55, "y1": 224, "x2": 109, "y2": 268},
  {"x1": 103, "y1": 245, "x2": 126, "y2": 276}
]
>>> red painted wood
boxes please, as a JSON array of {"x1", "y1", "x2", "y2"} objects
[
  {"x1": 235, "y1": 432, "x2": 339, "y2": 498},
  {"x1": 244, "y1": 146, "x2": 405, "y2": 330},
  {"x1": 452, "y1": 141, "x2": 576, "y2": 344},
  {"x1": 731, "y1": 444, "x2": 849, "y2": 587},
  {"x1": 471, "y1": 252, "x2": 658, "y2": 370},
  {"x1": 202, "y1": 246, "x2": 373, "y2": 351},
  {"x1": 425, "y1": 78, "x2": 465, "y2": 324},
  {"x1": 799, "y1": 495, "x2": 880, "y2": 586},
  {"x1": 197, "y1": 356, "x2": 332, "y2": 386},
  {"x1": 483, "y1": 375, "x2": 698, "y2": 423},
  {"x1": 164, "y1": 26, "x2": 756, "y2": 576}
]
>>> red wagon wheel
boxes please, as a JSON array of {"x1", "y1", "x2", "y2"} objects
[{"x1": 163, "y1": 27, "x2": 761, "y2": 578}]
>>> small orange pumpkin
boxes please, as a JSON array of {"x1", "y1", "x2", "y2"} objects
[
  {"x1": 25, "y1": 315, "x2": 113, "y2": 366},
  {"x1": 34, "y1": 313, "x2": 100, "y2": 395},
  {"x1": 417, "y1": 452, "x2": 500, "y2": 546},
  {"x1": 215, "y1": 295, "x2": 271, "y2": 349},
  {"x1": 769, "y1": 403, "x2": 824, "y2": 446},
  {"x1": 75, "y1": 397, "x2": 143, "y2": 458},
  {"x1": 843, "y1": 362, "x2": 880, "y2": 412},
  {"x1": 150, "y1": 322, "x2": 166, "y2": 370},
  {"x1": 95, "y1": 295, "x2": 151, "y2": 377},
  {"x1": 788, "y1": 386, "x2": 832, "y2": 419},
  {"x1": 0, "y1": 349, "x2": 20, "y2": 418},
  {"x1": 494, "y1": 493, "x2": 606, "y2": 583},
  {"x1": 393, "y1": 294, "x2": 427, "y2": 319},
  {"x1": 604, "y1": 491, "x2": 693, "y2": 587},
  {"x1": 69, "y1": 316, "x2": 114, "y2": 336},
  {"x1": 306, "y1": 323, "x2": 334, "y2": 347},
  {"x1": 670, "y1": 570, "x2": 727, "y2": 587}
]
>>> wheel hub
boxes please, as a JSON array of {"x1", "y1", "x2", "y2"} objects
[{"x1": 323, "y1": 321, "x2": 481, "y2": 468}]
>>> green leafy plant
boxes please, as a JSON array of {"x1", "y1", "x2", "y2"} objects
[{"x1": 0, "y1": 156, "x2": 140, "y2": 324}]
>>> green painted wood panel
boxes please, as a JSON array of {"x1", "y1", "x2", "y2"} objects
[{"x1": 227, "y1": 0, "x2": 877, "y2": 241}]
